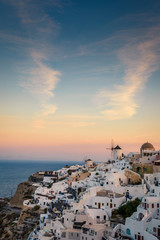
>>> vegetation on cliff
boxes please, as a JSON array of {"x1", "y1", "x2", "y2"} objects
[{"x1": 112, "y1": 198, "x2": 141, "y2": 219}]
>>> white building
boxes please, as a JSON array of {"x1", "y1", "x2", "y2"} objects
[
  {"x1": 85, "y1": 159, "x2": 93, "y2": 168},
  {"x1": 81, "y1": 223, "x2": 108, "y2": 240},
  {"x1": 113, "y1": 145, "x2": 123, "y2": 160},
  {"x1": 114, "y1": 196, "x2": 160, "y2": 240},
  {"x1": 87, "y1": 190, "x2": 125, "y2": 217},
  {"x1": 104, "y1": 171, "x2": 146, "y2": 199},
  {"x1": 144, "y1": 173, "x2": 160, "y2": 197},
  {"x1": 139, "y1": 142, "x2": 160, "y2": 164}
]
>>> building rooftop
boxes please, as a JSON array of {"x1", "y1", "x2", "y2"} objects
[
  {"x1": 141, "y1": 142, "x2": 155, "y2": 151},
  {"x1": 82, "y1": 223, "x2": 106, "y2": 231},
  {"x1": 62, "y1": 228, "x2": 81, "y2": 233},
  {"x1": 96, "y1": 190, "x2": 124, "y2": 198},
  {"x1": 114, "y1": 145, "x2": 122, "y2": 150}
]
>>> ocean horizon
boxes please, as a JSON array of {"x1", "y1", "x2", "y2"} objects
[{"x1": 0, "y1": 160, "x2": 83, "y2": 199}]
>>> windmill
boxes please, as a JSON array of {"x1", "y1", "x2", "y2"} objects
[{"x1": 106, "y1": 139, "x2": 114, "y2": 159}]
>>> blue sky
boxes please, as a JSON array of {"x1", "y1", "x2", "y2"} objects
[{"x1": 0, "y1": 0, "x2": 160, "y2": 161}]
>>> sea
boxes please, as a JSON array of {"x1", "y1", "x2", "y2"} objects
[{"x1": 0, "y1": 160, "x2": 83, "y2": 199}]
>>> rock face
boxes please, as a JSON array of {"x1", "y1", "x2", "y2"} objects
[
  {"x1": 28, "y1": 172, "x2": 44, "y2": 182},
  {"x1": 0, "y1": 198, "x2": 19, "y2": 240},
  {"x1": 10, "y1": 182, "x2": 37, "y2": 208},
  {"x1": 0, "y1": 198, "x2": 42, "y2": 240}
]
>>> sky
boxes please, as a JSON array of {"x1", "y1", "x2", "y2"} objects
[{"x1": 0, "y1": 0, "x2": 160, "y2": 161}]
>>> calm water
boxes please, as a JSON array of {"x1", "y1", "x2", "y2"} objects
[{"x1": 0, "y1": 160, "x2": 82, "y2": 198}]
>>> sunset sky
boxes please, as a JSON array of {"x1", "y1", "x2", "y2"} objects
[{"x1": 0, "y1": 0, "x2": 160, "y2": 161}]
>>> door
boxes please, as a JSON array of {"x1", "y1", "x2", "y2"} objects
[
  {"x1": 158, "y1": 226, "x2": 160, "y2": 236},
  {"x1": 138, "y1": 235, "x2": 141, "y2": 240},
  {"x1": 98, "y1": 203, "x2": 101, "y2": 208}
]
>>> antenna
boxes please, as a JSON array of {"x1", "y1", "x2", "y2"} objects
[{"x1": 106, "y1": 139, "x2": 114, "y2": 159}]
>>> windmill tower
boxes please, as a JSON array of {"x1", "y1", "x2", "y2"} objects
[{"x1": 106, "y1": 139, "x2": 114, "y2": 159}]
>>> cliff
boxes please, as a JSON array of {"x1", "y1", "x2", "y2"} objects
[
  {"x1": 0, "y1": 198, "x2": 20, "y2": 240},
  {"x1": 28, "y1": 172, "x2": 44, "y2": 182},
  {"x1": 10, "y1": 182, "x2": 37, "y2": 208}
]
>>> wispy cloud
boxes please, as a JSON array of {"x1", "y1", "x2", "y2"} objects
[
  {"x1": 97, "y1": 31, "x2": 160, "y2": 120},
  {"x1": 0, "y1": 32, "x2": 31, "y2": 45},
  {"x1": 6, "y1": 0, "x2": 61, "y2": 34},
  {"x1": 3, "y1": 0, "x2": 62, "y2": 123},
  {"x1": 32, "y1": 103, "x2": 58, "y2": 128},
  {"x1": 20, "y1": 51, "x2": 60, "y2": 100},
  {"x1": 41, "y1": 104, "x2": 57, "y2": 116}
]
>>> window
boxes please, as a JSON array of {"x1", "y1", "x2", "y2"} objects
[
  {"x1": 110, "y1": 199, "x2": 112, "y2": 202},
  {"x1": 157, "y1": 203, "x2": 159, "y2": 208},
  {"x1": 82, "y1": 237, "x2": 84, "y2": 240},
  {"x1": 77, "y1": 233, "x2": 79, "y2": 237},
  {"x1": 95, "y1": 202, "x2": 97, "y2": 205},
  {"x1": 126, "y1": 228, "x2": 131, "y2": 235},
  {"x1": 95, "y1": 232, "x2": 97, "y2": 235},
  {"x1": 102, "y1": 203, "x2": 104, "y2": 206},
  {"x1": 90, "y1": 230, "x2": 94, "y2": 234},
  {"x1": 114, "y1": 204, "x2": 116, "y2": 207},
  {"x1": 97, "y1": 216, "x2": 100, "y2": 219},
  {"x1": 107, "y1": 203, "x2": 109, "y2": 206},
  {"x1": 152, "y1": 204, "x2": 154, "y2": 208},
  {"x1": 62, "y1": 232, "x2": 66, "y2": 238}
]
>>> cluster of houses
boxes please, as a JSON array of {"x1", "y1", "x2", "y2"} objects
[{"x1": 26, "y1": 142, "x2": 160, "y2": 240}]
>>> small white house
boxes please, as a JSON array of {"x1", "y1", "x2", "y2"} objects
[
  {"x1": 114, "y1": 195, "x2": 160, "y2": 240},
  {"x1": 88, "y1": 190, "x2": 125, "y2": 217}
]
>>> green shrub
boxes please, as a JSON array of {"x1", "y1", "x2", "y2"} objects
[
  {"x1": 33, "y1": 205, "x2": 40, "y2": 211},
  {"x1": 112, "y1": 209, "x2": 119, "y2": 217},
  {"x1": 118, "y1": 198, "x2": 141, "y2": 219},
  {"x1": 44, "y1": 208, "x2": 47, "y2": 214}
]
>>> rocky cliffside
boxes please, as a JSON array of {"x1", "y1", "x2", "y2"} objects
[
  {"x1": 0, "y1": 198, "x2": 20, "y2": 240},
  {"x1": 0, "y1": 198, "x2": 43, "y2": 240},
  {"x1": 10, "y1": 182, "x2": 37, "y2": 208},
  {"x1": 28, "y1": 172, "x2": 44, "y2": 182}
]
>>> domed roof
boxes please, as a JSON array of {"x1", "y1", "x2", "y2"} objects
[{"x1": 141, "y1": 142, "x2": 155, "y2": 150}]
